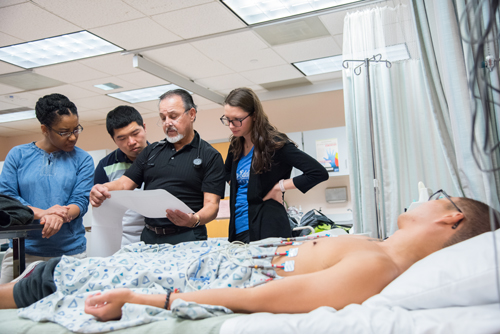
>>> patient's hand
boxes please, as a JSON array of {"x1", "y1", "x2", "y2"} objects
[{"x1": 84, "y1": 289, "x2": 131, "y2": 321}]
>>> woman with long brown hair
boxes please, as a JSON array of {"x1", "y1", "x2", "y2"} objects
[{"x1": 221, "y1": 87, "x2": 328, "y2": 243}]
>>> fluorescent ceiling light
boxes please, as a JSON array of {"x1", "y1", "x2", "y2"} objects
[
  {"x1": 107, "y1": 84, "x2": 184, "y2": 104},
  {"x1": 0, "y1": 110, "x2": 36, "y2": 123},
  {"x1": 294, "y1": 44, "x2": 411, "y2": 76},
  {"x1": 293, "y1": 54, "x2": 343, "y2": 76},
  {"x1": 94, "y1": 83, "x2": 122, "y2": 91},
  {"x1": 222, "y1": 0, "x2": 361, "y2": 24},
  {"x1": 0, "y1": 31, "x2": 123, "y2": 69}
]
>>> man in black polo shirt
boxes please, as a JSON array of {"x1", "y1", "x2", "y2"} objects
[{"x1": 90, "y1": 89, "x2": 225, "y2": 245}]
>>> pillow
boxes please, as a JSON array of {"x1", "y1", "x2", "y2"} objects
[{"x1": 364, "y1": 228, "x2": 500, "y2": 310}]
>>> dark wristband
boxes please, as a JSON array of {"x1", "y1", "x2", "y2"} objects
[{"x1": 164, "y1": 289, "x2": 172, "y2": 310}]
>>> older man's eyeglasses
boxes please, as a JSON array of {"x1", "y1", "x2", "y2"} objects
[
  {"x1": 49, "y1": 124, "x2": 83, "y2": 138},
  {"x1": 428, "y1": 189, "x2": 463, "y2": 229},
  {"x1": 220, "y1": 114, "x2": 251, "y2": 127},
  {"x1": 157, "y1": 109, "x2": 190, "y2": 126}
]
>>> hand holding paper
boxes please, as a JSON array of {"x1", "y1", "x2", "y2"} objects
[{"x1": 90, "y1": 189, "x2": 193, "y2": 257}]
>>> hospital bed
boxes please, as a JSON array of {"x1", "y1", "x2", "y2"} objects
[{"x1": 1, "y1": 227, "x2": 499, "y2": 334}]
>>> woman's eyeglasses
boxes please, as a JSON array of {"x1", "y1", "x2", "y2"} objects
[
  {"x1": 49, "y1": 124, "x2": 83, "y2": 138},
  {"x1": 220, "y1": 114, "x2": 251, "y2": 127}
]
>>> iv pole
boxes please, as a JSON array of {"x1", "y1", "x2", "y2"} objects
[{"x1": 342, "y1": 54, "x2": 391, "y2": 239}]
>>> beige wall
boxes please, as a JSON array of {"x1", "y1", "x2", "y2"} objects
[{"x1": 0, "y1": 90, "x2": 351, "y2": 215}]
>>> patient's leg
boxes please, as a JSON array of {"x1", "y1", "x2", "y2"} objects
[
  {"x1": 0, "y1": 282, "x2": 17, "y2": 309},
  {"x1": 0, "y1": 257, "x2": 61, "y2": 309}
]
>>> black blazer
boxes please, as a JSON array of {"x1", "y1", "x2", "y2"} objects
[{"x1": 225, "y1": 141, "x2": 329, "y2": 242}]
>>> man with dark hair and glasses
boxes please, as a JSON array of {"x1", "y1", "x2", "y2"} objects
[
  {"x1": 90, "y1": 89, "x2": 225, "y2": 245},
  {"x1": 0, "y1": 93, "x2": 94, "y2": 283},
  {"x1": 0, "y1": 193, "x2": 497, "y2": 324},
  {"x1": 93, "y1": 106, "x2": 150, "y2": 246}
]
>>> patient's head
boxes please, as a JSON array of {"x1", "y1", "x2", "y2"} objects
[{"x1": 443, "y1": 197, "x2": 500, "y2": 247}]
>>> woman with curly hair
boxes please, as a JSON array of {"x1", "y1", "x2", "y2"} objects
[
  {"x1": 0, "y1": 93, "x2": 94, "y2": 283},
  {"x1": 221, "y1": 87, "x2": 329, "y2": 243}
]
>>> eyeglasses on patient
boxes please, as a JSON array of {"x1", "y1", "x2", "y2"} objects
[
  {"x1": 50, "y1": 124, "x2": 83, "y2": 138},
  {"x1": 428, "y1": 189, "x2": 463, "y2": 229},
  {"x1": 220, "y1": 114, "x2": 251, "y2": 127}
]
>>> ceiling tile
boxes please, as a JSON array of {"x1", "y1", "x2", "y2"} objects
[
  {"x1": 0, "y1": 61, "x2": 23, "y2": 75},
  {"x1": 195, "y1": 73, "x2": 253, "y2": 91},
  {"x1": 134, "y1": 100, "x2": 160, "y2": 113},
  {"x1": 0, "y1": 91, "x2": 39, "y2": 108},
  {"x1": 78, "y1": 53, "x2": 137, "y2": 76},
  {"x1": 33, "y1": 0, "x2": 144, "y2": 29},
  {"x1": 123, "y1": 0, "x2": 213, "y2": 16},
  {"x1": 273, "y1": 36, "x2": 341, "y2": 63},
  {"x1": 319, "y1": 10, "x2": 349, "y2": 36},
  {"x1": 72, "y1": 76, "x2": 140, "y2": 95},
  {"x1": 192, "y1": 31, "x2": 269, "y2": 61},
  {"x1": 0, "y1": 2, "x2": 79, "y2": 41},
  {"x1": 143, "y1": 44, "x2": 234, "y2": 80},
  {"x1": 240, "y1": 65, "x2": 303, "y2": 84},
  {"x1": 0, "y1": 0, "x2": 28, "y2": 8},
  {"x1": 217, "y1": 48, "x2": 288, "y2": 72},
  {"x1": 332, "y1": 34, "x2": 343, "y2": 51},
  {"x1": 254, "y1": 17, "x2": 330, "y2": 46},
  {"x1": 0, "y1": 99, "x2": 18, "y2": 110},
  {"x1": 152, "y1": 2, "x2": 245, "y2": 39},
  {"x1": 215, "y1": 85, "x2": 264, "y2": 96},
  {"x1": 35, "y1": 62, "x2": 109, "y2": 84},
  {"x1": 74, "y1": 94, "x2": 122, "y2": 110},
  {"x1": 90, "y1": 18, "x2": 181, "y2": 50},
  {"x1": 117, "y1": 71, "x2": 170, "y2": 87},
  {"x1": 0, "y1": 72, "x2": 65, "y2": 91},
  {"x1": 193, "y1": 95, "x2": 217, "y2": 106},
  {"x1": 0, "y1": 82, "x2": 20, "y2": 95},
  {"x1": 0, "y1": 32, "x2": 23, "y2": 47},
  {"x1": 32, "y1": 84, "x2": 98, "y2": 101},
  {"x1": 0, "y1": 118, "x2": 40, "y2": 130}
]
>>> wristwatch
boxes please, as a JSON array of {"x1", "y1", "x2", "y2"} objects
[{"x1": 191, "y1": 214, "x2": 201, "y2": 228}]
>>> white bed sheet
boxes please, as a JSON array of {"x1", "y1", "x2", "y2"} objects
[{"x1": 220, "y1": 303, "x2": 500, "y2": 334}]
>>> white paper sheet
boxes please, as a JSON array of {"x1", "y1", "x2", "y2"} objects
[
  {"x1": 108, "y1": 189, "x2": 194, "y2": 218},
  {"x1": 89, "y1": 189, "x2": 193, "y2": 257}
]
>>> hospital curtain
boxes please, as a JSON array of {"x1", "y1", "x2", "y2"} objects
[
  {"x1": 343, "y1": 3, "x2": 458, "y2": 237},
  {"x1": 411, "y1": 0, "x2": 500, "y2": 208}
]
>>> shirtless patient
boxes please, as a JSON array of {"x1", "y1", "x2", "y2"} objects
[{"x1": 0, "y1": 193, "x2": 497, "y2": 322}]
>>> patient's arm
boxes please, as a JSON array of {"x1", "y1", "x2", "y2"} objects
[{"x1": 84, "y1": 254, "x2": 398, "y2": 320}]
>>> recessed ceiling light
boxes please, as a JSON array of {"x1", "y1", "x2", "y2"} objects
[
  {"x1": 222, "y1": 0, "x2": 361, "y2": 24},
  {"x1": 107, "y1": 84, "x2": 185, "y2": 104},
  {"x1": 293, "y1": 54, "x2": 343, "y2": 76},
  {"x1": 0, "y1": 110, "x2": 36, "y2": 123},
  {"x1": 0, "y1": 31, "x2": 123, "y2": 69},
  {"x1": 294, "y1": 44, "x2": 411, "y2": 76},
  {"x1": 94, "y1": 83, "x2": 123, "y2": 91}
]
